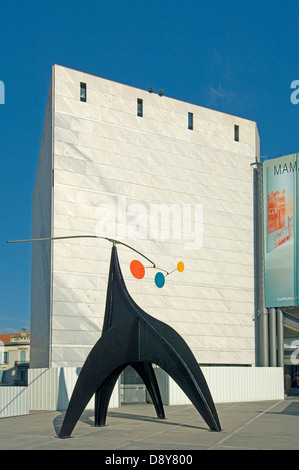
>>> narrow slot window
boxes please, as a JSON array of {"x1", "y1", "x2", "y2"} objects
[
  {"x1": 234, "y1": 124, "x2": 239, "y2": 142},
  {"x1": 137, "y1": 98, "x2": 143, "y2": 117},
  {"x1": 188, "y1": 112, "x2": 193, "y2": 130},
  {"x1": 80, "y1": 82, "x2": 87, "y2": 102}
]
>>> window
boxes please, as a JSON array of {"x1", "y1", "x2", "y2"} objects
[
  {"x1": 4, "y1": 352, "x2": 9, "y2": 364},
  {"x1": 188, "y1": 112, "x2": 193, "y2": 130},
  {"x1": 234, "y1": 124, "x2": 239, "y2": 142},
  {"x1": 80, "y1": 82, "x2": 87, "y2": 102},
  {"x1": 20, "y1": 351, "x2": 26, "y2": 363},
  {"x1": 137, "y1": 98, "x2": 143, "y2": 117}
]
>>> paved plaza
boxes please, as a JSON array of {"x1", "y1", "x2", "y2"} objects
[{"x1": 1, "y1": 398, "x2": 299, "y2": 451}]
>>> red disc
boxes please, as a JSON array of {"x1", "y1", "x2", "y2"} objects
[{"x1": 130, "y1": 260, "x2": 145, "y2": 279}]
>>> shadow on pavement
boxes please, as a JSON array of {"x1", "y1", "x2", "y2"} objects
[{"x1": 52, "y1": 406, "x2": 208, "y2": 436}]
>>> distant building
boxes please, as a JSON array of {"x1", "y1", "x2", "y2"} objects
[{"x1": 0, "y1": 329, "x2": 30, "y2": 385}]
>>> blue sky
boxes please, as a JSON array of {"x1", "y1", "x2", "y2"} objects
[{"x1": 0, "y1": 0, "x2": 298, "y2": 334}]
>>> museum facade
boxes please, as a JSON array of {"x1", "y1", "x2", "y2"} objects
[{"x1": 30, "y1": 65, "x2": 260, "y2": 370}]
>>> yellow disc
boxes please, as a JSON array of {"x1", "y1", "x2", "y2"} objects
[{"x1": 177, "y1": 261, "x2": 184, "y2": 272}]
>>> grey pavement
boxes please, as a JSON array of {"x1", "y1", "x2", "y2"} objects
[{"x1": 1, "y1": 397, "x2": 299, "y2": 451}]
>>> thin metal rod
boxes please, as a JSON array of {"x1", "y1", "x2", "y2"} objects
[
  {"x1": 7, "y1": 235, "x2": 156, "y2": 267},
  {"x1": 144, "y1": 266, "x2": 169, "y2": 275},
  {"x1": 7, "y1": 235, "x2": 99, "y2": 243},
  {"x1": 112, "y1": 239, "x2": 156, "y2": 267},
  {"x1": 165, "y1": 268, "x2": 178, "y2": 277}
]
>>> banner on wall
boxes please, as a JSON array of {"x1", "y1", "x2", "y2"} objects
[{"x1": 263, "y1": 153, "x2": 298, "y2": 308}]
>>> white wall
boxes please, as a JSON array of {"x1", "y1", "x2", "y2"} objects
[
  {"x1": 167, "y1": 367, "x2": 285, "y2": 404},
  {"x1": 0, "y1": 367, "x2": 120, "y2": 417},
  {"x1": 0, "y1": 367, "x2": 284, "y2": 418},
  {"x1": 30, "y1": 77, "x2": 53, "y2": 368},
  {"x1": 31, "y1": 65, "x2": 259, "y2": 368},
  {"x1": 0, "y1": 386, "x2": 28, "y2": 418},
  {"x1": 28, "y1": 367, "x2": 120, "y2": 411}
]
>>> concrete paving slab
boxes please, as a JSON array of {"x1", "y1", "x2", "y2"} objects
[{"x1": 0, "y1": 398, "x2": 299, "y2": 451}]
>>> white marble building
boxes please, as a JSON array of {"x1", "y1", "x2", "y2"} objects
[{"x1": 30, "y1": 65, "x2": 260, "y2": 369}]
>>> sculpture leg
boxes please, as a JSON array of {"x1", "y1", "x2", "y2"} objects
[
  {"x1": 59, "y1": 319, "x2": 139, "y2": 438},
  {"x1": 94, "y1": 365, "x2": 125, "y2": 427},
  {"x1": 132, "y1": 362, "x2": 165, "y2": 419},
  {"x1": 138, "y1": 315, "x2": 222, "y2": 432}
]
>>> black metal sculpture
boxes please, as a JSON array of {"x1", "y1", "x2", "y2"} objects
[{"x1": 58, "y1": 244, "x2": 221, "y2": 438}]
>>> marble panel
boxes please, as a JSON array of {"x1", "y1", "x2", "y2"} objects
[{"x1": 32, "y1": 65, "x2": 259, "y2": 368}]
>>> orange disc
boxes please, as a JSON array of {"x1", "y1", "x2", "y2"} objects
[
  {"x1": 177, "y1": 261, "x2": 184, "y2": 272},
  {"x1": 130, "y1": 260, "x2": 145, "y2": 279}
]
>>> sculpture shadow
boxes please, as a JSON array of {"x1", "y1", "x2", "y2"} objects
[
  {"x1": 269, "y1": 401, "x2": 299, "y2": 416},
  {"x1": 106, "y1": 409, "x2": 208, "y2": 431},
  {"x1": 54, "y1": 406, "x2": 208, "y2": 436}
]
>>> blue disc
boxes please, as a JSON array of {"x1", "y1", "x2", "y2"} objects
[{"x1": 155, "y1": 272, "x2": 165, "y2": 288}]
